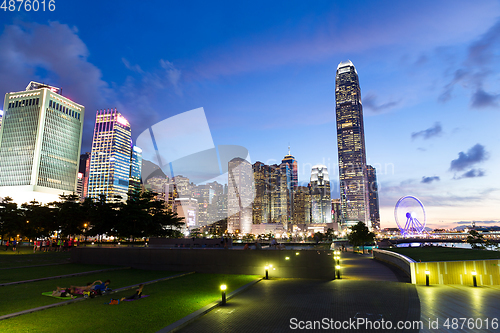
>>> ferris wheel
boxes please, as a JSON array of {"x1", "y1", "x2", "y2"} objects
[{"x1": 394, "y1": 196, "x2": 427, "y2": 236}]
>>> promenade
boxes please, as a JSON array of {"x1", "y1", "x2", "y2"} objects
[{"x1": 175, "y1": 251, "x2": 500, "y2": 332}]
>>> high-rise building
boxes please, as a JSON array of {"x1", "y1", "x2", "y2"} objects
[
  {"x1": 88, "y1": 109, "x2": 131, "y2": 202},
  {"x1": 227, "y1": 157, "x2": 253, "y2": 234},
  {"x1": 129, "y1": 146, "x2": 143, "y2": 195},
  {"x1": 310, "y1": 165, "x2": 331, "y2": 223},
  {"x1": 0, "y1": 82, "x2": 84, "y2": 204},
  {"x1": 293, "y1": 185, "x2": 311, "y2": 224},
  {"x1": 77, "y1": 152, "x2": 90, "y2": 200},
  {"x1": 366, "y1": 165, "x2": 380, "y2": 230},
  {"x1": 335, "y1": 60, "x2": 370, "y2": 225},
  {"x1": 281, "y1": 147, "x2": 298, "y2": 190},
  {"x1": 252, "y1": 161, "x2": 271, "y2": 225}
]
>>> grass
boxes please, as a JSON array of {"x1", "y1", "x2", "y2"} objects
[
  {"x1": 0, "y1": 268, "x2": 180, "y2": 316},
  {"x1": 0, "y1": 246, "x2": 71, "y2": 268},
  {"x1": 386, "y1": 247, "x2": 500, "y2": 262},
  {"x1": 0, "y1": 263, "x2": 121, "y2": 284},
  {"x1": 0, "y1": 273, "x2": 259, "y2": 333}
]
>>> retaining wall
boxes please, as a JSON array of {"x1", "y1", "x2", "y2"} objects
[{"x1": 71, "y1": 247, "x2": 335, "y2": 279}]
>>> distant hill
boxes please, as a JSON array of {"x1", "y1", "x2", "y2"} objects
[{"x1": 142, "y1": 160, "x2": 167, "y2": 183}]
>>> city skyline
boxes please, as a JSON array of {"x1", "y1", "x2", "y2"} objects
[{"x1": 0, "y1": 1, "x2": 499, "y2": 229}]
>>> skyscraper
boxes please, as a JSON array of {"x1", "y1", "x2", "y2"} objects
[
  {"x1": 366, "y1": 165, "x2": 380, "y2": 230},
  {"x1": 77, "y1": 152, "x2": 90, "y2": 200},
  {"x1": 335, "y1": 60, "x2": 370, "y2": 225},
  {"x1": 88, "y1": 109, "x2": 132, "y2": 202},
  {"x1": 129, "y1": 146, "x2": 143, "y2": 195},
  {"x1": 281, "y1": 147, "x2": 298, "y2": 190},
  {"x1": 310, "y1": 165, "x2": 331, "y2": 223},
  {"x1": 0, "y1": 82, "x2": 84, "y2": 204},
  {"x1": 227, "y1": 157, "x2": 253, "y2": 234}
]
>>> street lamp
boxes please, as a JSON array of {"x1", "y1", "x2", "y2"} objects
[{"x1": 220, "y1": 284, "x2": 227, "y2": 305}]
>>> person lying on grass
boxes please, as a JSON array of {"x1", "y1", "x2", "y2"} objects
[
  {"x1": 70, "y1": 281, "x2": 101, "y2": 294},
  {"x1": 120, "y1": 284, "x2": 144, "y2": 301},
  {"x1": 51, "y1": 287, "x2": 76, "y2": 298},
  {"x1": 92, "y1": 279, "x2": 112, "y2": 294}
]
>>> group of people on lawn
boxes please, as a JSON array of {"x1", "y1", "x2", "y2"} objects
[
  {"x1": 52, "y1": 280, "x2": 144, "y2": 302},
  {"x1": 52, "y1": 279, "x2": 112, "y2": 298},
  {"x1": 34, "y1": 238, "x2": 81, "y2": 252}
]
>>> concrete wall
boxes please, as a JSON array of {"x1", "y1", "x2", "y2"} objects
[
  {"x1": 373, "y1": 249, "x2": 500, "y2": 286},
  {"x1": 373, "y1": 249, "x2": 415, "y2": 282},
  {"x1": 71, "y1": 247, "x2": 335, "y2": 279}
]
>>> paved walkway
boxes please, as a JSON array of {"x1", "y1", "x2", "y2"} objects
[{"x1": 176, "y1": 252, "x2": 420, "y2": 333}]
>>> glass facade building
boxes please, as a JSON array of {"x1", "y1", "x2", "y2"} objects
[
  {"x1": 88, "y1": 109, "x2": 132, "y2": 202},
  {"x1": 310, "y1": 165, "x2": 332, "y2": 223},
  {"x1": 335, "y1": 60, "x2": 370, "y2": 225},
  {"x1": 129, "y1": 145, "x2": 143, "y2": 195},
  {"x1": 366, "y1": 165, "x2": 380, "y2": 230},
  {"x1": 0, "y1": 82, "x2": 84, "y2": 203}
]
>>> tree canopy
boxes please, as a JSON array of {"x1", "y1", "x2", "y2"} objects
[
  {"x1": 0, "y1": 191, "x2": 184, "y2": 241},
  {"x1": 347, "y1": 221, "x2": 376, "y2": 253}
]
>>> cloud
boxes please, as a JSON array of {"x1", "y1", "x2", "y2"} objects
[
  {"x1": 363, "y1": 93, "x2": 400, "y2": 113},
  {"x1": 122, "y1": 58, "x2": 144, "y2": 74},
  {"x1": 160, "y1": 59, "x2": 182, "y2": 95},
  {"x1": 471, "y1": 87, "x2": 499, "y2": 108},
  {"x1": 439, "y1": 19, "x2": 500, "y2": 108},
  {"x1": 0, "y1": 22, "x2": 113, "y2": 151},
  {"x1": 455, "y1": 168, "x2": 485, "y2": 179},
  {"x1": 421, "y1": 176, "x2": 440, "y2": 184},
  {"x1": 449, "y1": 144, "x2": 488, "y2": 171},
  {"x1": 411, "y1": 122, "x2": 442, "y2": 140}
]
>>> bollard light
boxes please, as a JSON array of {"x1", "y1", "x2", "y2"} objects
[
  {"x1": 296, "y1": 252, "x2": 299, "y2": 256},
  {"x1": 335, "y1": 265, "x2": 341, "y2": 279},
  {"x1": 265, "y1": 266, "x2": 269, "y2": 280},
  {"x1": 472, "y1": 271, "x2": 477, "y2": 287},
  {"x1": 285, "y1": 257, "x2": 290, "y2": 260},
  {"x1": 425, "y1": 270, "x2": 430, "y2": 286},
  {"x1": 220, "y1": 284, "x2": 227, "y2": 305}
]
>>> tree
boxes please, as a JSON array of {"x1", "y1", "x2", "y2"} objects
[
  {"x1": 0, "y1": 197, "x2": 22, "y2": 240},
  {"x1": 347, "y1": 221, "x2": 375, "y2": 253},
  {"x1": 51, "y1": 194, "x2": 85, "y2": 238},
  {"x1": 20, "y1": 200, "x2": 57, "y2": 240},
  {"x1": 466, "y1": 230, "x2": 497, "y2": 250}
]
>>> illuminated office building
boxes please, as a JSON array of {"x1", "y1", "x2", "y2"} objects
[
  {"x1": 310, "y1": 165, "x2": 331, "y2": 223},
  {"x1": 335, "y1": 60, "x2": 370, "y2": 225},
  {"x1": 88, "y1": 109, "x2": 131, "y2": 202},
  {"x1": 227, "y1": 157, "x2": 253, "y2": 234},
  {"x1": 366, "y1": 165, "x2": 380, "y2": 230},
  {"x1": 0, "y1": 82, "x2": 84, "y2": 204},
  {"x1": 129, "y1": 146, "x2": 143, "y2": 195},
  {"x1": 77, "y1": 152, "x2": 90, "y2": 200},
  {"x1": 281, "y1": 147, "x2": 298, "y2": 190}
]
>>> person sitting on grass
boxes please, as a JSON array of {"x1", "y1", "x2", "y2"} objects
[
  {"x1": 92, "y1": 279, "x2": 111, "y2": 294},
  {"x1": 121, "y1": 284, "x2": 144, "y2": 301},
  {"x1": 52, "y1": 286, "x2": 76, "y2": 298}
]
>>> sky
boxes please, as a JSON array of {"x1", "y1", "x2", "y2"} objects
[{"x1": 0, "y1": 0, "x2": 499, "y2": 229}]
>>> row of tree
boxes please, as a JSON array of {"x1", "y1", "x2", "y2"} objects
[{"x1": 0, "y1": 191, "x2": 184, "y2": 241}]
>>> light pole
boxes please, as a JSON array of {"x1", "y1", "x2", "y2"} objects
[{"x1": 220, "y1": 284, "x2": 227, "y2": 305}]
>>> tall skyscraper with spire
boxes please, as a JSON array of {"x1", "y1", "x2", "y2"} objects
[
  {"x1": 88, "y1": 109, "x2": 132, "y2": 202},
  {"x1": 335, "y1": 60, "x2": 371, "y2": 226}
]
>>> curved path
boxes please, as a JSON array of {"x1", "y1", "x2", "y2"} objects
[{"x1": 176, "y1": 252, "x2": 420, "y2": 333}]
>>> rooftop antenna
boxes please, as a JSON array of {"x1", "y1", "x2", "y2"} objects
[{"x1": 288, "y1": 143, "x2": 290, "y2": 155}]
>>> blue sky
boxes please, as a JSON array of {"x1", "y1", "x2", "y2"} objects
[{"x1": 1, "y1": 0, "x2": 499, "y2": 229}]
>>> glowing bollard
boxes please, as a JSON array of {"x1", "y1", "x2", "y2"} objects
[
  {"x1": 220, "y1": 284, "x2": 227, "y2": 305},
  {"x1": 425, "y1": 270, "x2": 430, "y2": 286},
  {"x1": 336, "y1": 265, "x2": 341, "y2": 279},
  {"x1": 265, "y1": 266, "x2": 269, "y2": 280},
  {"x1": 472, "y1": 271, "x2": 477, "y2": 287}
]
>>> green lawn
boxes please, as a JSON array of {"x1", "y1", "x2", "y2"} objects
[
  {"x1": 0, "y1": 268, "x2": 180, "y2": 316},
  {"x1": 386, "y1": 247, "x2": 500, "y2": 262},
  {"x1": 0, "y1": 273, "x2": 259, "y2": 333},
  {"x1": 0, "y1": 263, "x2": 121, "y2": 284},
  {"x1": 0, "y1": 246, "x2": 71, "y2": 268}
]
